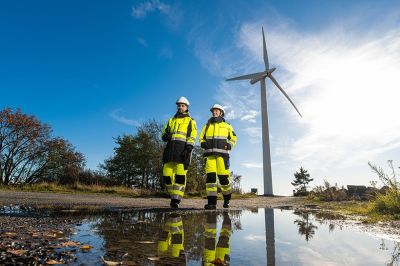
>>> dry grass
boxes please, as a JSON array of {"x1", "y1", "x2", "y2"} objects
[
  {"x1": 0, "y1": 182, "x2": 154, "y2": 197},
  {"x1": 314, "y1": 200, "x2": 400, "y2": 223},
  {"x1": 0, "y1": 182, "x2": 257, "y2": 199}
]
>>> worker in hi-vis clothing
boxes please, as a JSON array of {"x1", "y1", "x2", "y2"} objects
[
  {"x1": 199, "y1": 104, "x2": 237, "y2": 209},
  {"x1": 161, "y1": 96, "x2": 197, "y2": 209},
  {"x1": 203, "y1": 212, "x2": 232, "y2": 265},
  {"x1": 157, "y1": 213, "x2": 186, "y2": 263}
]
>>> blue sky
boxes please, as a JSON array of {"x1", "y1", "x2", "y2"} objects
[{"x1": 1, "y1": 0, "x2": 400, "y2": 195}]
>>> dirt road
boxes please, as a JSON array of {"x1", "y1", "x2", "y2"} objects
[{"x1": 0, "y1": 191, "x2": 306, "y2": 210}]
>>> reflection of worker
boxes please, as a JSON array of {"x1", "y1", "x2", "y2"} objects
[
  {"x1": 200, "y1": 104, "x2": 237, "y2": 209},
  {"x1": 157, "y1": 213, "x2": 185, "y2": 263},
  {"x1": 162, "y1": 96, "x2": 197, "y2": 209},
  {"x1": 203, "y1": 212, "x2": 232, "y2": 265}
]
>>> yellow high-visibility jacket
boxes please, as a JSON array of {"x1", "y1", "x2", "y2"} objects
[
  {"x1": 162, "y1": 112, "x2": 197, "y2": 164},
  {"x1": 199, "y1": 117, "x2": 237, "y2": 158}
]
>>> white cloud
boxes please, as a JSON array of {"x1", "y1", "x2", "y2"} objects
[
  {"x1": 244, "y1": 234, "x2": 265, "y2": 241},
  {"x1": 243, "y1": 127, "x2": 262, "y2": 138},
  {"x1": 109, "y1": 109, "x2": 140, "y2": 127},
  {"x1": 137, "y1": 37, "x2": 148, "y2": 48},
  {"x1": 242, "y1": 162, "x2": 263, "y2": 169},
  {"x1": 238, "y1": 23, "x2": 400, "y2": 169},
  {"x1": 242, "y1": 126, "x2": 263, "y2": 144},
  {"x1": 215, "y1": 82, "x2": 260, "y2": 124},
  {"x1": 131, "y1": 0, "x2": 182, "y2": 30},
  {"x1": 131, "y1": 0, "x2": 170, "y2": 19}
]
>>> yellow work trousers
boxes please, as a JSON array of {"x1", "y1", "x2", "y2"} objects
[
  {"x1": 205, "y1": 156, "x2": 231, "y2": 196},
  {"x1": 163, "y1": 162, "x2": 187, "y2": 200}
]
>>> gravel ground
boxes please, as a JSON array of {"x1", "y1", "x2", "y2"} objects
[
  {"x1": 0, "y1": 215, "x2": 81, "y2": 265},
  {"x1": 0, "y1": 191, "x2": 307, "y2": 210}
]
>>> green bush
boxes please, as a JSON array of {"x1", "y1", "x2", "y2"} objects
[
  {"x1": 372, "y1": 189, "x2": 400, "y2": 215},
  {"x1": 308, "y1": 180, "x2": 348, "y2": 201},
  {"x1": 369, "y1": 160, "x2": 400, "y2": 215}
]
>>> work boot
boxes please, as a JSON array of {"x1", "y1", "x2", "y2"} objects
[
  {"x1": 223, "y1": 194, "x2": 231, "y2": 208},
  {"x1": 170, "y1": 198, "x2": 180, "y2": 209},
  {"x1": 204, "y1": 196, "x2": 217, "y2": 210}
]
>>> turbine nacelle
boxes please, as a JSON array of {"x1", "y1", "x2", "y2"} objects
[{"x1": 249, "y1": 68, "x2": 276, "y2": 85}]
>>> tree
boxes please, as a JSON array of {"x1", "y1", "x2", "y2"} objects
[
  {"x1": 136, "y1": 120, "x2": 164, "y2": 189},
  {"x1": 186, "y1": 146, "x2": 206, "y2": 192},
  {"x1": 0, "y1": 108, "x2": 91, "y2": 185},
  {"x1": 0, "y1": 108, "x2": 51, "y2": 184},
  {"x1": 231, "y1": 172, "x2": 242, "y2": 194},
  {"x1": 291, "y1": 167, "x2": 313, "y2": 196},
  {"x1": 42, "y1": 137, "x2": 86, "y2": 184},
  {"x1": 102, "y1": 120, "x2": 164, "y2": 189}
]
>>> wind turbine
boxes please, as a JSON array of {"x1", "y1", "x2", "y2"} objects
[{"x1": 226, "y1": 27, "x2": 302, "y2": 196}]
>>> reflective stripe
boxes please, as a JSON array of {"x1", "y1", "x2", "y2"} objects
[
  {"x1": 206, "y1": 184, "x2": 217, "y2": 188},
  {"x1": 187, "y1": 137, "x2": 196, "y2": 141},
  {"x1": 175, "y1": 131, "x2": 187, "y2": 136},
  {"x1": 171, "y1": 137, "x2": 186, "y2": 142},
  {"x1": 204, "y1": 148, "x2": 229, "y2": 154},
  {"x1": 173, "y1": 185, "x2": 185, "y2": 192},
  {"x1": 206, "y1": 136, "x2": 227, "y2": 140},
  {"x1": 170, "y1": 226, "x2": 183, "y2": 232},
  {"x1": 207, "y1": 191, "x2": 217, "y2": 196},
  {"x1": 171, "y1": 194, "x2": 182, "y2": 200},
  {"x1": 204, "y1": 232, "x2": 216, "y2": 238},
  {"x1": 221, "y1": 225, "x2": 232, "y2": 231},
  {"x1": 169, "y1": 217, "x2": 182, "y2": 223}
]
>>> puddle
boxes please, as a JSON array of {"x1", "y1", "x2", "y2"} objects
[
  {"x1": 1, "y1": 207, "x2": 399, "y2": 265},
  {"x1": 64, "y1": 208, "x2": 399, "y2": 265}
]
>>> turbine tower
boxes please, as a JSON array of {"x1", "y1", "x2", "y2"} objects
[{"x1": 226, "y1": 27, "x2": 302, "y2": 196}]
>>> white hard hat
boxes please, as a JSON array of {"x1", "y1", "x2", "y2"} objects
[
  {"x1": 176, "y1": 96, "x2": 190, "y2": 106},
  {"x1": 210, "y1": 104, "x2": 225, "y2": 114}
]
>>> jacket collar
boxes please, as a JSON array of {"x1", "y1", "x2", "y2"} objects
[
  {"x1": 174, "y1": 111, "x2": 190, "y2": 118},
  {"x1": 208, "y1": 116, "x2": 225, "y2": 124}
]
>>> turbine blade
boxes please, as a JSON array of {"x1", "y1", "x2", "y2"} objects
[
  {"x1": 269, "y1": 74, "x2": 302, "y2": 117},
  {"x1": 226, "y1": 71, "x2": 265, "y2": 81},
  {"x1": 262, "y1": 27, "x2": 269, "y2": 70}
]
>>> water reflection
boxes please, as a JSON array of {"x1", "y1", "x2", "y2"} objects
[
  {"x1": 157, "y1": 213, "x2": 185, "y2": 263},
  {"x1": 293, "y1": 210, "x2": 318, "y2": 242},
  {"x1": 203, "y1": 212, "x2": 232, "y2": 265},
  {"x1": 63, "y1": 208, "x2": 400, "y2": 265},
  {"x1": 380, "y1": 240, "x2": 400, "y2": 266},
  {"x1": 265, "y1": 208, "x2": 275, "y2": 266}
]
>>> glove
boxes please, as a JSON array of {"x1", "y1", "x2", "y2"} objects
[
  {"x1": 181, "y1": 145, "x2": 193, "y2": 159},
  {"x1": 162, "y1": 133, "x2": 171, "y2": 142},
  {"x1": 182, "y1": 145, "x2": 193, "y2": 170},
  {"x1": 185, "y1": 145, "x2": 193, "y2": 152},
  {"x1": 200, "y1": 142, "x2": 208, "y2": 149},
  {"x1": 225, "y1": 143, "x2": 232, "y2": 150}
]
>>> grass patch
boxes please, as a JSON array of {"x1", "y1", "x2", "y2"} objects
[
  {"x1": 0, "y1": 182, "x2": 155, "y2": 197},
  {"x1": 310, "y1": 199, "x2": 400, "y2": 223},
  {"x1": 0, "y1": 183, "x2": 258, "y2": 199}
]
